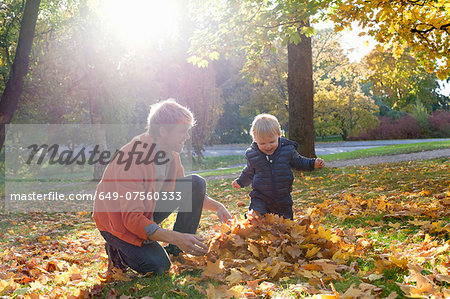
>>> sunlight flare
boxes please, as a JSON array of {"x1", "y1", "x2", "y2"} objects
[{"x1": 98, "y1": 0, "x2": 180, "y2": 45}]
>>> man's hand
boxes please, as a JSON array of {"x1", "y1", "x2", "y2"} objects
[
  {"x1": 203, "y1": 195, "x2": 233, "y2": 223},
  {"x1": 175, "y1": 233, "x2": 208, "y2": 256},
  {"x1": 217, "y1": 204, "x2": 232, "y2": 223},
  {"x1": 315, "y1": 158, "x2": 325, "y2": 168},
  {"x1": 149, "y1": 228, "x2": 207, "y2": 256},
  {"x1": 232, "y1": 180, "x2": 240, "y2": 190}
]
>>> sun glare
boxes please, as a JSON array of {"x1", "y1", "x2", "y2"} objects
[{"x1": 98, "y1": 0, "x2": 179, "y2": 45}]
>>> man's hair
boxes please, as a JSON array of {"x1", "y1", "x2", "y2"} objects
[
  {"x1": 250, "y1": 113, "x2": 281, "y2": 140},
  {"x1": 147, "y1": 99, "x2": 195, "y2": 137}
]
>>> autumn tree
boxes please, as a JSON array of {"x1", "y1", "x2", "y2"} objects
[
  {"x1": 237, "y1": 28, "x2": 378, "y2": 140},
  {"x1": 239, "y1": 46, "x2": 289, "y2": 131},
  {"x1": 189, "y1": 0, "x2": 332, "y2": 157},
  {"x1": 330, "y1": 0, "x2": 450, "y2": 79},
  {"x1": 0, "y1": 0, "x2": 41, "y2": 150},
  {"x1": 313, "y1": 29, "x2": 378, "y2": 140},
  {"x1": 362, "y1": 46, "x2": 441, "y2": 113}
]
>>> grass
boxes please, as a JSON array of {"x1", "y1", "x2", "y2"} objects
[
  {"x1": 320, "y1": 140, "x2": 450, "y2": 162},
  {"x1": 184, "y1": 155, "x2": 246, "y2": 171},
  {"x1": 0, "y1": 157, "x2": 448, "y2": 297}
]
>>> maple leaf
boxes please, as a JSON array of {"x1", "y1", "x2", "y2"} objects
[
  {"x1": 399, "y1": 264, "x2": 440, "y2": 297},
  {"x1": 247, "y1": 243, "x2": 259, "y2": 258},
  {"x1": 226, "y1": 268, "x2": 243, "y2": 284},
  {"x1": 202, "y1": 260, "x2": 223, "y2": 279},
  {"x1": 284, "y1": 245, "x2": 302, "y2": 259}
]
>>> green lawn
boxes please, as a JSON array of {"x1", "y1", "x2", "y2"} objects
[
  {"x1": 320, "y1": 140, "x2": 450, "y2": 162},
  {"x1": 186, "y1": 154, "x2": 246, "y2": 171}
]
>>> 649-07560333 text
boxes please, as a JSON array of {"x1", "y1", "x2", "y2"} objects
[{"x1": 8, "y1": 191, "x2": 182, "y2": 201}]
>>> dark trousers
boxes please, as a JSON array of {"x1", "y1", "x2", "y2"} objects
[
  {"x1": 100, "y1": 174, "x2": 206, "y2": 275},
  {"x1": 249, "y1": 197, "x2": 294, "y2": 220}
]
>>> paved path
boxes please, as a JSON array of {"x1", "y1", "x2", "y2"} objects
[
  {"x1": 202, "y1": 138, "x2": 450, "y2": 156},
  {"x1": 204, "y1": 149, "x2": 450, "y2": 181}
]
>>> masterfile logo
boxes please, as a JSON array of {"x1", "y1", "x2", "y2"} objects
[{"x1": 4, "y1": 124, "x2": 193, "y2": 213}]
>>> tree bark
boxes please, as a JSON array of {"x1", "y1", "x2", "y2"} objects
[
  {"x1": 287, "y1": 23, "x2": 316, "y2": 158},
  {"x1": 0, "y1": 0, "x2": 41, "y2": 151},
  {"x1": 89, "y1": 84, "x2": 108, "y2": 181}
]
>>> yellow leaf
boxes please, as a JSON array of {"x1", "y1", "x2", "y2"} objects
[
  {"x1": 54, "y1": 272, "x2": 70, "y2": 284},
  {"x1": 332, "y1": 249, "x2": 351, "y2": 263},
  {"x1": 285, "y1": 245, "x2": 302, "y2": 259},
  {"x1": 318, "y1": 226, "x2": 332, "y2": 240},
  {"x1": 38, "y1": 235, "x2": 50, "y2": 243},
  {"x1": 0, "y1": 278, "x2": 18, "y2": 295},
  {"x1": 388, "y1": 223, "x2": 401, "y2": 229},
  {"x1": 203, "y1": 260, "x2": 223, "y2": 278},
  {"x1": 298, "y1": 270, "x2": 315, "y2": 278},
  {"x1": 419, "y1": 190, "x2": 431, "y2": 196},
  {"x1": 248, "y1": 243, "x2": 259, "y2": 258},
  {"x1": 269, "y1": 263, "x2": 283, "y2": 278},
  {"x1": 311, "y1": 295, "x2": 338, "y2": 299},
  {"x1": 389, "y1": 255, "x2": 408, "y2": 268},
  {"x1": 226, "y1": 268, "x2": 243, "y2": 284},
  {"x1": 206, "y1": 283, "x2": 217, "y2": 299},
  {"x1": 306, "y1": 247, "x2": 321, "y2": 258},
  {"x1": 259, "y1": 281, "x2": 276, "y2": 291},
  {"x1": 341, "y1": 283, "x2": 362, "y2": 298},
  {"x1": 385, "y1": 291, "x2": 398, "y2": 299}
]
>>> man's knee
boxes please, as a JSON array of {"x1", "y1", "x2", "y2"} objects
[
  {"x1": 154, "y1": 258, "x2": 171, "y2": 275},
  {"x1": 191, "y1": 174, "x2": 206, "y2": 199},
  {"x1": 138, "y1": 257, "x2": 171, "y2": 275}
]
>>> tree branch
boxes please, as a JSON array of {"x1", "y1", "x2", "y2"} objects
[
  {"x1": 411, "y1": 23, "x2": 450, "y2": 34},
  {"x1": 254, "y1": 20, "x2": 304, "y2": 29}
]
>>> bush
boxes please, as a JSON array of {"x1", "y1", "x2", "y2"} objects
[
  {"x1": 350, "y1": 115, "x2": 422, "y2": 140},
  {"x1": 429, "y1": 110, "x2": 450, "y2": 137},
  {"x1": 410, "y1": 102, "x2": 431, "y2": 135}
]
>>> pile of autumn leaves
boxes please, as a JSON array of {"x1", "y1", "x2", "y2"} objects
[
  {"x1": 174, "y1": 211, "x2": 373, "y2": 298},
  {"x1": 173, "y1": 209, "x2": 450, "y2": 298}
]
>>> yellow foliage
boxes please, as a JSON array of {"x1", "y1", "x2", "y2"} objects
[{"x1": 331, "y1": 0, "x2": 450, "y2": 78}]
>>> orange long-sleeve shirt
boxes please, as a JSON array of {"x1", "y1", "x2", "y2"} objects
[{"x1": 93, "y1": 133, "x2": 184, "y2": 246}]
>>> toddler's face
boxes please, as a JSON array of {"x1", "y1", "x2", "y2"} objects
[{"x1": 254, "y1": 134, "x2": 279, "y2": 155}]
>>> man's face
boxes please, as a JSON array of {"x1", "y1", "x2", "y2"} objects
[
  {"x1": 159, "y1": 124, "x2": 191, "y2": 153},
  {"x1": 254, "y1": 134, "x2": 279, "y2": 155}
]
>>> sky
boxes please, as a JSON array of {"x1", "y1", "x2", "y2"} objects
[{"x1": 313, "y1": 22, "x2": 450, "y2": 96}]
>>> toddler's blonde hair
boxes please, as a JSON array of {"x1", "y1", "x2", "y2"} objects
[{"x1": 250, "y1": 113, "x2": 281, "y2": 140}]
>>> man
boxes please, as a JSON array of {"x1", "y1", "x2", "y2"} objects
[{"x1": 93, "y1": 99, "x2": 232, "y2": 275}]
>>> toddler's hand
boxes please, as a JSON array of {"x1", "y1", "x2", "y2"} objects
[
  {"x1": 315, "y1": 158, "x2": 325, "y2": 168},
  {"x1": 232, "y1": 180, "x2": 240, "y2": 190}
]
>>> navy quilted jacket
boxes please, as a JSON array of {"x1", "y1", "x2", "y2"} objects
[{"x1": 236, "y1": 137, "x2": 315, "y2": 206}]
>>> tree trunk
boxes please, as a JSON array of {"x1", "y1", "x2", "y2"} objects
[
  {"x1": 90, "y1": 98, "x2": 108, "y2": 181},
  {"x1": 287, "y1": 23, "x2": 316, "y2": 158},
  {"x1": 86, "y1": 46, "x2": 107, "y2": 182},
  {"x1": 0, "y1": 0, "x2": 41, "y2": 150}
]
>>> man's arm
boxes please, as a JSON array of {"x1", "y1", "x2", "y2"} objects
[
  {"x1": 203, "y1": 195, "x2": 232, "y2": 222},
  {"x1": 147, "y1": 195, "x2": 232, "y2": 255},
  {"x1": 148, "y1": 228, "x2": 207, "y2": 256}
]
